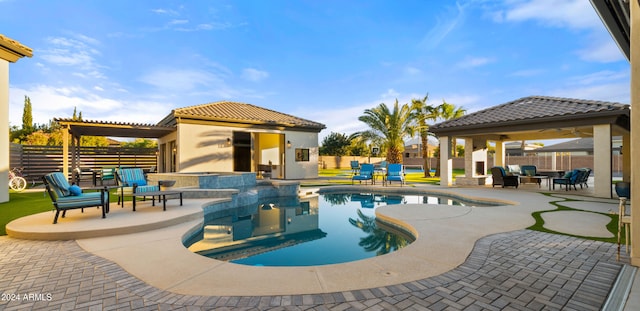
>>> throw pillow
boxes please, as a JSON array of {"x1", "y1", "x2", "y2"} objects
[
  {"x1": 69, "y1": 185, "x2": 82, "y2": 196},
  {"x1": 525, "y1": 170, "x2": 534, "y2": 177},
  {"x1": 563, "y1": 171, "x2": 573, "y2": 179}
]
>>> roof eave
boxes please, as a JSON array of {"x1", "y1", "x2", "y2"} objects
[
  {"x1": 430, "y1": 110, "x2": 628, "y2": 136},
  {"x1": 590, "y1": 0, "x2": 631, "y2": 61}
]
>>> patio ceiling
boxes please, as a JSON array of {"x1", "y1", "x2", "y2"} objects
[
  {"x1": 55, "y1": 118, "x2": 174, "y2": 139},
  {"x1": 429, "y1": 96, "x2": 630, "y2": 142}
]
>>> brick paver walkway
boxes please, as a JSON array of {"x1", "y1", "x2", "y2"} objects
[{"x1": 0, "y1": 230, "x2": 622, "y2": 310}]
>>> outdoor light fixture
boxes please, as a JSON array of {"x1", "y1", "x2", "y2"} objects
[
  {"x1": 226, "y1": 138, "x2": 231, "y2": 146},
  {"x1": 287, "y1": 140, "x2": 292, "y2": 148}
]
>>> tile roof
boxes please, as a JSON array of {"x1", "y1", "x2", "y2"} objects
[
  {"x1": 430, "y1": 96, "x2": 629, "y2": 132},
  {"x1": 161, "y1": 101, "x2": 325, "y2": 131}
]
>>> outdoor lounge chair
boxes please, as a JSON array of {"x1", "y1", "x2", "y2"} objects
[
  {"x1": 100, "y1": 167, "x2": 116, "y2": 185},
  {"x1": 115, "y1": 167, "x2": 160, "y2": 205},
  {"x1": 385, "y1": 163, "x2": 404, "y2": 186},
  {"x1": 552, "y1": 168, "x2": 589, "y2": 191},
  {"x1": 490, "y1": 166, "x2": 519, "y2": 188},
  {"x1": 350, "y1": 160, "x2": 360, "y2": 175},
  {"x1": 352, "y1": 163, "x2": 374, "y2": 185},
  {"x1": 43, "y1": 172, "x2": 107, "y2": 224},
  {"x1": 520, "y1": 165, "x2": 537, "y2": 176}
]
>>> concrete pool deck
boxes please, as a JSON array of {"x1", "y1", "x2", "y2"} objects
[{"x1": 2, "y1": 184, "x2": 638, "y2": 309}]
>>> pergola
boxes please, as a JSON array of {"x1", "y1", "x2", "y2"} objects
[
  {"x1": 429, "y1": 96, "x2": 630, "y2": 198},
  {"x1": 54, "y1": 118, "x2": 174, "y2": 183}
]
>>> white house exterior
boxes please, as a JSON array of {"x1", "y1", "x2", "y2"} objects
[{"x1": 156, "y1": 101, "x2": 326, "y2": 179}]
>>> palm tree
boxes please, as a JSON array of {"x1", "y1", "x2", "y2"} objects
[
  {"x1": 411, "y1": 94, "x2": 438, "y2": 177},
  {"x1": 438, "y1": 100, "x2": 466, "y2": 157},
  {"x1": 348, "y1": 209, "x2": 410, "y2": 255},
  {"x1": 358, "y1": 100, "x2": 415, "y2": 164}
]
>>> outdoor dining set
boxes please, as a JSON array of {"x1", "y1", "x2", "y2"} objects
[
  {"x1": 491, "y1": 164, "x2": 592, "y2": 191},
  {"x1": 42, "y1": 167, "x2": 182, "y2": 224},
  {"x1": 350, "y1": 160, "x2": 405, "y2": 186}
]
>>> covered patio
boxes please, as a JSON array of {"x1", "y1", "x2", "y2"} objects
[{"x1": 430, "y1": 95, "x2": 630, "y2": 198}]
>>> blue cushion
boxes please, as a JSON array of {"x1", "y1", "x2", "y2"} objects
[
  {"x1": 563, "y1": 171, "x2": 573, "y2": 178},
  {"x1": 132, "y1": 179, "x2": 147, "y2": 186},
  {"x1": 69, "y1": 185, "x2": 82, "y2": 196}
]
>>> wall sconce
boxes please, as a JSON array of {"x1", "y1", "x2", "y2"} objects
[
  {"x1": 287, "y1": 140, "x2": 292, "y2": 148},
  {"x1": 226, "y1": 138, "x2": 232, "y2": 146}
]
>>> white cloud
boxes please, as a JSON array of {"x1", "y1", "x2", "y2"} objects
[
  {"x1": 509, "y1": 68, "x2": 546, "y2": 77},
  {"x1": 420, "y1": 2, "x2": 469, "y2": 50},
  {"x1": 576, "y1": 37, "x2": 627, "y2": 63},
  {"x1": 242, "y1": 68, "x2": 269, "y2": 82},
  {"x1": 169, "y1": 19, "x2": 189, "y2": 25},
  {"x1": 566, "y1": 70, "x2": 629, "y2": 87},
  {"x1": 404, "y1": 66, "x2": 422, "y2": 75},
  {"x1": 152, "y1": 8, "x2": 179, "y2": 15},
  {"x1": 456, "y1": 56, "x2": 493, "y2": 69},
  {"x1": 502, "y1": 0, "x2": 601, "y2": 30},
  {"x1": 549, "y1": 82, "x2": 630, "y2": 104},
  {"x1": 8, "y1": 85, "x2": 172, "y2": 128},
  {"x1": 40, "y1": 34, "x2": 106, "y2": 78},
  {"x1": 139, "y1": 68, "x2": 221, "y2": 92}
]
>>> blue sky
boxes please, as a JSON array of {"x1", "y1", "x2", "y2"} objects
[{"x1": 1, "y1": 0, "x2": 630, "y2": 141}]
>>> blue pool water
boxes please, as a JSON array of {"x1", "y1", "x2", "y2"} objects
[{"x1": 185, "y1": 192, "x2": 490, "y2": 266}]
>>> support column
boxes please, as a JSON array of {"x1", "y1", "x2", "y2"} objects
[
  {"x1": 62, "y1": 125, "x2": 69, "y2": 178},
  {"x1": 0, "y1": 60, "x2": 8, "y2": 203},
  {"x1": 630, "y1": 0, "x2": 640, "y2": 267},
  {"x1": 439, "y1": 136, "x2": 452, "y2": 186},
  {"x1": 593, "y1": 124, "x2": 612, "y2": 198},
  {"x1": 464, "y1": 138, "x2": 473, "y2": 178},
  {"x1": 622, "y1": 133, "x2": 631, "y2": 182},
  {"x1": 494, "y1": 141, "x2": 505, "y2": 168}
]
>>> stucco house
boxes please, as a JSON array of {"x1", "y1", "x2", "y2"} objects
[{"x1": 155, "y1": 101, "x2": 326, "y2": 179}]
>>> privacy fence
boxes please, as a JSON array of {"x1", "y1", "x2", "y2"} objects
[{"x1": 9, "y1": 143, "x2": 157, "y2": 184}]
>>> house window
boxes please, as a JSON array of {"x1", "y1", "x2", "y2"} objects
[{"x1": 295, "y1": 148, "x2": 309, "y2": 161}]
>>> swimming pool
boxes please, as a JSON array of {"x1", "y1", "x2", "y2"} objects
[{"x1": 185, "y1": 192, "x2": 492, "y2": 266}]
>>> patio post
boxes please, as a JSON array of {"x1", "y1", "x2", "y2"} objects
[
  {"x1": 439, "y1": 136, "x2": 452, "y2": 186},
  {"x1": 630, "y1": 0, "x2": 640, "y2": 266},
  {"x1": 494, "y1": 141, "x2": 505, "y2": 168},
  {"x1": 0, "y1": 60, "x2": 8, "y2": 203},
  {"x1": 593, "y1": 124, "x2": 612, "y2": 198}
]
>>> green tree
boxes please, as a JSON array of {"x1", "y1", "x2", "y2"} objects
[
  {"x1": 438, "y1": 100, "x2": 466, "y2": 157},
  {"x1": 411, "y1": 94, "x2": 438, "y2": 177},
  {"x1": 121, "y1": 138, "x2": 158, "y2": 148},
  {"x1": 22, "y1": 95, "x2": 33, "y2": 132},
  {"x1": 358, "y1": 99, "x2": 415, "y2": 164},
  {"x1": 433, "y1": 100, "x2": 466, "y2": 176},
  {"x1": 320, "y1": 132, "x2": 352, "y2": 156},
  {"x1": 347, "y1": 136, "x2": 369, "y2": 156}
]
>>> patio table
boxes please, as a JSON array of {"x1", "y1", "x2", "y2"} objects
[
  {"x1": 519, "y1": 175, "x2": 550, "y2": 190},
  {"x1": 131, "y1": 190, "x2": 183, "y2": 211}
]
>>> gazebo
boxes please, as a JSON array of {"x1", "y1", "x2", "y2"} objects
[{"x1": 429, "y1": 96, "x2": 630, "y2": 198}]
